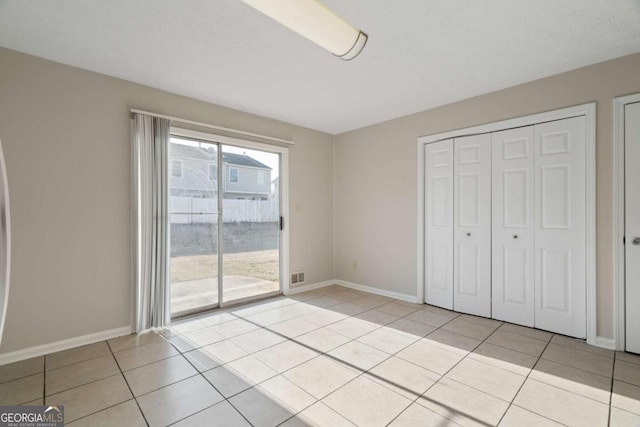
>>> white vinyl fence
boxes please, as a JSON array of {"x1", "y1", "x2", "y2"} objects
[{"x1": 170, "y1": 197, "x2": 279, "y2": 223}]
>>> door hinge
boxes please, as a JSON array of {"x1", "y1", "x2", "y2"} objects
[{"x1": 280, "y1": 216, "x2": 284, "y2": 231}]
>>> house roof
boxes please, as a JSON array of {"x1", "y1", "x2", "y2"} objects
[
  {"x1": 171, "y1": 143, "x2": 270, "y2": 169},
  {"x1": 171, "y1": 143, "x2": 216, "y2": 161},
  {"x1": 222, "y1": 152, "x2": 270, "y2": 169}
]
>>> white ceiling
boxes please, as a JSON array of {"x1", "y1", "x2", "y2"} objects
[{"x1": 1, "y1": 0, "x2": 640, "y2": 134}]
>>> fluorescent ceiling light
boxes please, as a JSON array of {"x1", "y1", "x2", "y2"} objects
[{"x1": 241, "y1": 0, "x2": 368, "y2": 60}]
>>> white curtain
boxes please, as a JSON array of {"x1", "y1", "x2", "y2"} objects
[{"x1": 133, "y1": 113, "x2": 170, "y2": 331}]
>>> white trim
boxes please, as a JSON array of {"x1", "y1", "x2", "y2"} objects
[
  {"x1": 417, "y1": 102, "x2": 597, "y2": 344},
  {"x1": 613, "y1": 93, "x2": 640, "y2": 351},
  {"x1": 417, "y1": 103, "x2": 593, "y2": 145},
  {"x1": 416, "y1": 138, "x2": 425, "y2": 305},
  {"x1": 335, "y1": 280, "x2": 419, "y2": 304},
  {"x1": 0, "y1": 326, "x2": 132, "y2": 366},
  {"x1": 285, "y1": 280, "x2": 335, "y2": 295},
  {"x1": 131, "y1": 109, "x2": 294, "y2": 146},
  {"x1": 595, "y1": 336, "x2": 616, "y2": 350},
  {"x1": 585, "y1": 103, "x2": 597, "y2": 347},
  {"x1": 279, "y1": 148, "x2": 290, "y2": 297}
]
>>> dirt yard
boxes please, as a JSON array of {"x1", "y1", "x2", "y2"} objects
[{"x1": 170, "y1": 249, "x2": 279, "y2": 283}]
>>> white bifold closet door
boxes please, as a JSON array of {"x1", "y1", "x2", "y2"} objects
[
  {"x1": 424, "y1": 139, "x2": 454, "y2": 310},
  {"x1": 491, "y1": 126, "x2": 535, "y2": 326},
  {"x1": 534, "y1": 116, "x2": 586, "y2": 338},
  {"x1": 453, "y1": 134, "x2": 491, "y2": 317},
  {"x1": 625, "y1": 102, "x2": 640, "y2": 354}
]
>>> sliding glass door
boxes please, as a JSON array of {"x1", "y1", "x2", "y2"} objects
[
  {"x1": 168, "y1": 138, "x2": 220, "y2": 317},
  {"x1": 168, "y1": 137, "x2": 281, "y2": 318},
  {"x1": 221, "y1": 145, "x2": 280, "y2": 304}
]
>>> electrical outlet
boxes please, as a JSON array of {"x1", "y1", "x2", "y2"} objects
[
  {"x1": 298, "y1": 271, "x2": 306, "y2": 283},
  {"x1": 291, "y1": 273, "x2": 298, "y2": 284}
]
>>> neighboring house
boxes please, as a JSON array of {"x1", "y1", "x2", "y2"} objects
[
  {"x1": 221, "y1": 152, "x2": 271, "y2": 200},
  {"x1": 169, "y1": 143, "x2": 271, "y2": 200},
  {"x1": 169, "y1": 143, "x2": 217, "y2": 198}
]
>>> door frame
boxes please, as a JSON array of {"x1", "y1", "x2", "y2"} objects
[
  {"x1": 613, "y1": 93, "x2": 640, "y2": 351},
  {"x1": 416, "y1": 102, "x2": 597, "y2": 344},
  {"x1": 169, "y1": 126, "x2": 290, "y2": 309}
]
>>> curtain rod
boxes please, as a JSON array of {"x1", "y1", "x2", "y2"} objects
[{"x1": 130, "y1": 109, "x2": 295, "y2": 146}]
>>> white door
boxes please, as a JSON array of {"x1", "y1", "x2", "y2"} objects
[
  {"x1": 453, "y1": 134, "x2": 492, "y2": 317},
  {"x1": 425, "y1": 139, "x2": 454, "y2": 309},
  {"x1": 625, "y1": 102, "x2": 640, "y2": 354},
  {"x1": 492, "y1": 126, "x2": 535, "y2": 326},
  {"x1": 534, "y1": 116, "x2": 586, "y2": 338}
]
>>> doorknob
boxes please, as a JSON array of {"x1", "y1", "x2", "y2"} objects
[
  {"x1": 513, "y1": 235, "x2": 518, "y2": 239},
  {"x1": 633, "y1": 237, "x2": 640, "y2": 245},
  {"x1": 466, "y1": 232, "x2": 471, "y2": 237}
]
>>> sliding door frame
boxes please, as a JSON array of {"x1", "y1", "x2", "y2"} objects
[
  {"x1": 416, "y1": 102, "x2": 597, "y2": 345},
  {"x1": 169, "y1": 126, "x2": 290, "y2": 313}
]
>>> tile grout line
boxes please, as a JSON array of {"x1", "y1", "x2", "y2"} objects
[
  {"x1": 106, "y1": 339, "x2": 151, "y2": 427},
  {"x1": 164, "y1": 325, "x2": 259, "y2": 427},
  {"x1": 384, "y1": 314, "x2": 495, "y2": 427},
  {"x1": 608, "y1": 352, "x2": 616, "y2": 427},
  {"x1": 23, "y1": 287, "x2": 622, "y2": 426},
  {"x1": 494, "y1": 332, "x2": 554, "y2": 426},
  {"x1": 187, "y1": 295, "x2": 440, "y2": 425},
  {"x1": 42, "y1": 354, "x2": 46, "y2": 405}
]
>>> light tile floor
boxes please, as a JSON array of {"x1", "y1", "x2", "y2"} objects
[{"x1": 1, "y1": 285, "x2": 640, "y2": 426}]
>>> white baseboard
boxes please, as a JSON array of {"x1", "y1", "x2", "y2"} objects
[
  {"x1": 594, "y1": 336, "x2": 615, "y2": 350},
  {"x1": 0, "y1": 326, "x2": 133, "y2": 366},
  {"x1": 285, "y1": 280, "x2": 334, "y2": 295},
  {"x1": 335, "y1": 280, "x2": 418, "y2": 304}
]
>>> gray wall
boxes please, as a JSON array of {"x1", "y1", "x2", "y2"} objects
[
  {"x1": 334, "y1": 52, "x2": 640, "y2": 340},
  {"x1": 0, "y1": 47, "x2": 334, "y2": 354}
]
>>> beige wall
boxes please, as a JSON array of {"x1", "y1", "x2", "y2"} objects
[
  {"x1": 1, "y1": 46, "x2": 638, "y2": 353},
  {"x1": 334, "y1": 52, "x2": 640, "y2": 339},
  {"x1": 0, "y1": 48, "x2": 334, "y2": 353}
]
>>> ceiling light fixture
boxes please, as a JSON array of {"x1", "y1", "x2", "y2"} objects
[{"x1": 241, "y1": 0, "x2": 368, "y2": 60}]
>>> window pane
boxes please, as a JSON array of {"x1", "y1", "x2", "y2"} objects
[
  {"x1": 171, "y1": 160, "x2": 182, "y2": 177},
  {"x1": 229, "y1": 167, "x2": 239, "y2": 183},
  {"x1": 169, "y1": 138, "x2": 219, "y2": 317},
  {"x1": 222, "y1": 145, "x2": 279, "y2": 303}
]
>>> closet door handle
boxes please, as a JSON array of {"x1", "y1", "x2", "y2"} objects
[
  {"x1": 466, "y1": 232, "x2": 471, "y2": 237},
  {"x1": 513, "y1": 235, "x2": 518, "y2": 239},
  {"x1": 633, "y1": 237, "x2": 640, "y2": 245}
]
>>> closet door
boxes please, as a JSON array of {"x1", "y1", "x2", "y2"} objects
[
  {"x1": 534, "y1": 116, "x2": 586, "y2": 338},
  {"x1": 425, "y1": 140, "x2": 454, "y2": 309},
  {"x1": 454, "y1": 134, "x2": 491, "y2": 317},
  {"x1": 625, "y1": 101, "x2": 640, "y2": 354},
  {"x1": 491, "y1": 127, "x2": 535, "y2": 326}
]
